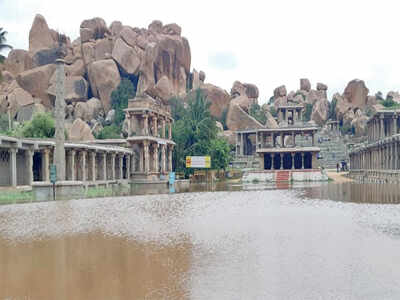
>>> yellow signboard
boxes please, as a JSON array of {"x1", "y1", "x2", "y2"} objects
[{"x1": 186, "y1": 156, "x2": 211, "y2": 168}]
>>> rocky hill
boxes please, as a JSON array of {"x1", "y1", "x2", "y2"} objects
[{"x1": 0, "y1": 15, "x2": 398, "y2": 142}]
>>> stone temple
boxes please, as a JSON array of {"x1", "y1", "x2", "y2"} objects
[{"x1": 236, "y1": 103, "x2": 328, "y2": 182}]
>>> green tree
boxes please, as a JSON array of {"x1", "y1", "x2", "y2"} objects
[
  {"x1": 328, "y1": 98, "x2": 337, "y2": 120},
  {"x1": 249, "y1": 103, "x2": 267, "y2": 124},
  {"x1": 20, "y1": 113, "x2": 55, "y2": 138},
  {"x1": 303, "y1": 103, "x2": 313, "y2": 122},
  {"x1": 0, "y1": 28, "x2": 12, "y2": 63},
  {"x1": 172, "y1": 89, "x2": 231, "y2": 176},
  {"x1": 110, "y1": 78, "x2": 136, "y2": 127},
  {"x1": 168, "y1": 96, "x2": 186, "y2": 121},
  {"x1": 95, "y1": 124, "x2": 121, "y2": 139}
]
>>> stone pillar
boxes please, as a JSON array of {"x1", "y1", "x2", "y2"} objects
[
  {"x1": 119, "y1": 154, "x2": 123, "y2": 180},
  {"x1": 153, "y1": 116, "x2": 158, "y2": 137},
  {"x1": 111, "y1": 153, "x2": 116, "y2": 179},
  {"x1": 395, "y1": 142, "x2": 398, "y2": 170},
  {"x1": 168, "y1": 145, "x2": 173, "y2": 172},
  {"x1": 162, "y1": 118, "x2": 166, "y2": 139},
  {"x1": 280, "y1": 133, "x2": 284, "y2": 148},
  {"x1": 301, "y1": 152, "x2": 304, "y2": 169},
  {"x1": 272, "y1": 154, "x2": 275, "y2": 170},
  {"x1": 168, "y1": 121, "x2": 172, "y2": 140},
  {"x1": 102, "y1": 153, "x2": 107, "y2": 180},
  {"x1": 143, "y1": 114, "x2": 149, "y2": 135},
  {"x1": 91, "y1": 152, "x2": 96, "y2": 182},
  {"x1": 42, "y1": 148, "x2": 50, "y2": 182},
  {"x1": 80, "y1": 151, "x2": 87, "y2": 182},
  {"x1": 139, "y1": 146, "x2": 144, "y2": 173},
  {"x1": 236, "y1": 133, "x2": 239, "y2": 156},
  {"x1": 26, "y1": 149, "x2": 33, "y2": 185},
  {"x1": 161, "y1": 144, "x2": 166, "y2": 174},
  {"x1": 153, "y1": 143, "x2": 159, "y2": 173},
  {"x1": 291, "y1": 153, "x2": 295, "y2": 169},
  {"x1": 10, "y1": 148, "x2": 17, "y2": 187},
  {"x1": 255, "y1": 132, "x2": 259, "y2": 150},
  {"x1": 312, "y1": 133, "x2": 315, "y2": 146},
  {"x1": 69, "y1": 150, "x2": 76, "y2": 181},
  {"x1": 393, "y1": 116, "x2": 397, "y2": 136},
  {"x1": 292, "y1": 132, "x2": 295, "y2": 147},
  {"x1": 280, "y1": 154, "x2": 284, "y2": 170},
  {"x1": 380, "y1": 116, "x2": 384, "y2": 138},
  {"x1": 144, "y1": 141, "x2": 150, "y2": 173},
  {"x1": 240, "y1": 133, "x2": 244, "y2": 155},
  {"x1": 126, "y1": 155, "x2": 131, "y2": 179},
  {"x1": 54, "y1": 59, "x2": 66, "y2": 181}
]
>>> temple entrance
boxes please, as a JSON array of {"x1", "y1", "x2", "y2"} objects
[
  {"x1": 294, "y1": 153, "x2": 302, "y2": 169},
  {"x1": 283, "y1": 153, "x2": 292, "y2": 169},
  {"x1": 304, "y1": 152, "x2": 312, "y2": 169},
  {"x1": 264, "y1": 153, "x2": 272, "y2": 170},
  {"x1": 273, "y1": 153, "x2": 281, "y2": 170},
  {"x1": 33, "y1": 152, "x2": 42, "y2": 181}
]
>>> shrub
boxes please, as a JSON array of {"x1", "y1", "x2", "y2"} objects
[
  {"x1": 95, "y1": 125, "x2": 121, "y2": 139},
  {"x1": 328, "y1": 98, "x2": 337, "y2": 120},
  {"x1": 381, "y1": 96, "x2": 396, "y2": 108},
  {"x1": 169, "y1": 96, "x2": 186, "y2": 121},
  {"x1": 0, "y1": 113, "x2": 9, "y2": 133},
  {"x1": 111, "y1": 78, "x2": 136, "y2": 127},
  {"x1": 20, "y1": 113, "x2": 55, "y2": 138},
  {"x1": 249, "y1": 103, "x2": 267, "y2": 125},
  {"x1": 269, "y1": 106, "x2": 278, "y2": 118}
]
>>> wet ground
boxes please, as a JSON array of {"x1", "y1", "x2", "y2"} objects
[{"x1": 1, "y1": 182, "x2": 400, "y2": 299}]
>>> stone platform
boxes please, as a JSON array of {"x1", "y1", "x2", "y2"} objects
[{"x1": 242, "y1": 169, "x2": 328, "y2": 183}]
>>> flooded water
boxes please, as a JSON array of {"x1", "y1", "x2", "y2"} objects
[{"x1": 1, "y1": 182, "x2": 400, "y2": 299}]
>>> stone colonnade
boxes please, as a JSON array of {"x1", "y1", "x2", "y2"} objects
[
  {"x1": 350, "y1": 135, "x2": 400, "y2": 171},
  {"x1": 277, "y1": 106, "x2": 304, "y2": 124},
  {"x1": 125, "y1": 110, "x2": 173, "y2": 139},
  {"x1": 367, "y1": 111, "x2": 400, "y2": 143},
  {"x1": 236, "y1": 129, "x2": 317, "y2": 156},
  {"x1": 261, "y1": 151, "x2": 317, "y2": 170},
  {"x1": 133, "y1": 140, "x2": 174, "y2": 175}
]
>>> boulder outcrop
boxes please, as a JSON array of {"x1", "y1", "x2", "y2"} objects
[
  {"x1": 68, "y1": 118, "x2": 95, "y2": 141},
  {"x1": 226, "y1": 104, "x2": 264, "y2": 131},
  {"x1": 343, "y1": 79, "x2": 369, "y2": 108},
  {"x1": 300, "y1": 78, "x2": 311, "y2": 92},
  {"x1": 29, "y1": 14, "x2": 56, "y2": 53}
]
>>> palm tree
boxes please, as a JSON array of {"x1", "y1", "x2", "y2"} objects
[{"x1": 0, "y1": 28, "x2": 12, "y2": 63}]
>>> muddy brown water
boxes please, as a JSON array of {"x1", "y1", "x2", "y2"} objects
[{"x1": 1, "y1": 182, "x2": 400, "y2": 299}]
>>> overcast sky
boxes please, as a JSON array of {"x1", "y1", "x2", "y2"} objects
[{"x1": 1, "y1": 0, "x2": 400, "y2": 103}]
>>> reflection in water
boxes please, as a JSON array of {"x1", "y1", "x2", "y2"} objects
[{"x1": 1, "y1": 184, "x2": 400, "y2": 299}]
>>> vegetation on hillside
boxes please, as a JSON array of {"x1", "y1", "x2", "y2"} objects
[
  {"x1": 110, "y1": 78, "x2": 136, "y2": 127},
  {"x1": 95, "y1": 124, "x2": 121, "y2": 139},
  {"x1": 0, "y1": 27, "x2": 12, "y2": 63},
  {"x1": 1, "y1": 112, "x2": 55, "y2": 138},
  {"x1": 249, "y1": 103, "x2": 267, "y2": 124},
  {"x1": 172, "y1": 89, "x2": 231, "y2": 176},
  {"x1": 328, "y1": 98, "x2": 337, "y2": 120}
]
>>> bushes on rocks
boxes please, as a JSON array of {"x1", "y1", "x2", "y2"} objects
[
  {"x1": 20, "y1": 112, "x2": 55, "y2": 138},
  {"x1": 381, "y1": 97, "x2": 397, "y2": 108},
  {"x1": 110, "y1": 78, "x2": 136, "y2": 127},
  {"x1": 249, "y1": 103, "x2": 267, "y2": 125},
  {"x1": 95, "y1": 124, "x2": 121, "y2": 139}
]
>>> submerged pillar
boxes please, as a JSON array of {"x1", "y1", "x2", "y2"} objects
[{"x1": 10, "y1": 148, "x2": 17, "y2": 187}]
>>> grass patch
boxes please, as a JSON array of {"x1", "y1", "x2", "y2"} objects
[
  {"x1": 0, "y1": 190, "x2": 33, "y2": 205},
  {"x1": 85, "y1": 186, "x2": 114, "y2": 198}
]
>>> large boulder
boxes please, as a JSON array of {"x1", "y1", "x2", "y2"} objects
[
  {"x1": 29, "y1": 14, "x2": 56, "y2": 52},
  {"x1": 145, "y1": 75, "x2": 174, "y2": 102},
  {"x1": 119, "y1": 26, "x2": 138, "y2": 48},
  {"x1": 386, "y1": 91, "x2": 400, "y2": 103},
  {"x1": 87, "y1": 59, "x2": 121, "y2": 112},
  {"x1": 65, "y1": 59, "x2": 85, "y2": 77},
  {"x1": 16, "y1": 64, "x2": 56, "y2": 108},
  {"x1": 68, "y1": 118, "x2": 95, "y2": 141},
  {"x1": 274, "y1": 85, "x2": 287, "y2": 97},
  {"x1": 74, "y1": 98, "x2": 103, "y2": 122},
  {"x1": 4, "y1": 50, "x2": 33, "y2": 75},
  {"x1": 334, "y1": 93, "x2": 352, "y2": 121},
  {"x1": 300, "y1": 78, "x2": 311, "y2": 92},
  {"x1": 343, "y1": 79, "x2": 369, "y2": 108},
  {"x1": 226, "y1": 103, "x2": 264, "y2": 131},
  {"x1": 16, "y1": 103, "x2": 46, "y2": 122},
  {"x1": 47, "y1": 75, "x2": 88, "y2": 103},
  {"x1": 80, "y1": 17, "x2": 109, "y2": 43},
  {"x1": 230, "y1": 95, "x2": 255, "y2": 112},
  {"x1": 351, "y1": 115, "x2": 368, "y2": 137},
  {"x1": 231, "y1": 81, "x2": 259, "y2": 99},
  {"x1": 264, "y1": 110, "x2": 279, "y2": 129},
  {"x1": 6, "y1": 87, "x2": 35, "y2": 118},
  {"x1": 311, "y1": 99, "x2": 329, "y2": 126},
  {"x1": 110, "y1": 21, "x2": 123, "y2": 36},
  {"x1": 94, "y1": 38, "x2": 113, "y2": 61},
  {"x1": 112, "y1": 38, "x2": 141, "y2": 75},
  {"x1": 189, "y1": 83, "x2": 230, "y2": 119}
]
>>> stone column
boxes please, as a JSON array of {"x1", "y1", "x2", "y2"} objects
[
  {"x1": 301, "y1": 152, "x2": 304, "y2": 169},
  {"x1": 69, "y1": 150, "x2": 76, "y2": 181},
  {"x1": 255, "y1": 132, "x2": 259, "y2": 150},
  {"x1": 102, "y1": 153, "x2": 107, "y2": 180},
  {"x1": 240, "y1": 133, "x2": 244, "y2": 155},
  {"x1": 80, "y1": 151, "x2": 87, "y2": 182},
  {"x1": 143, "y1": 114, "x2": 149, "y2": 135},
  {"x1": 139, "y1": 146, "x2": 144, "y2": 173},
  {"x1": 54, "y1": 59, "x2": 66, "y2": 181},
  {"x1": 380, "y1": 116, "x2": 384, "y2": 138},
  {"x1": 291, "y1": 153, "x2": 295, "y2": 169},
  {"x1": 161, "y1": 144, "x2": 166, "y2": 174},
  {"x1": 10, "y1": 148, "x2": 17, "y2": 187},
  {"x1": 119, "y1": 154, "x2": 123, "y2": 180},
  {"x1": 292, "y1": 132, "x2": 295, "y2": 147},
  {"x1": 126, "y1": 112, "x2": 131, "y2": 136},
  {"x1": 153, "y1": 116, "x2": 158, "y2": 137},
  {"x1": 312, "y1": 133, "x2": 315, "y2": 146},
  {"x1": 393, "y1": 116, "x2": 397, "y2": 136},
  {"x1": 280, "y1": 154, "x2": 284, "y2": 170},
  {"x1": 153, "y1": 143, "x2": 159, "y2": 173},
  {"x1": 126, "y1": 155, "x2": 131, "y2": 180},
  {"x1": 144, "y1": 141, "x2": 150, "y2": 173},
  {"x1": 395, "y1": 142, "x2": 399, "y2": 170},
  {"x1": 162, "y1": 118, "x2": 166, "y2": 138},
  {"x1": 26, "y1": 149, "x2": 33, "y2": 185},
  {"x1": 91, "y1": 152, "x2": 96, "y2": 182},
  {"x1": 168, "y1": 145, "x2": 173, "y2": 172},
  {"x1": 111, "y1": 153, "x2": 116, "y2": 180},
  {"x1": 168, "y1": 121, "x2": 172, "y2": 140},
  {"x1": 42, "y1": 148, "x2": 50, "y2": 182},
  {"x1": 272, "y1": 153, "x2": 275, "y2": 170},
  {"x1": 280, "y1": 133, "x2": 284, "y2": 148}
]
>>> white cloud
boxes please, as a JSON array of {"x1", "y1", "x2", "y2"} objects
[{"x1": 1, "y1": 0, "x2": 400, "y2": 103}]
